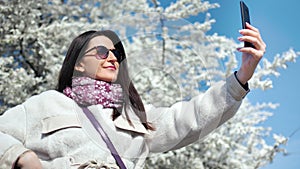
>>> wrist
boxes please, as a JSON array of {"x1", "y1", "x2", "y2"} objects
[
  {"x1": 234, "y1": 71, "x2": 249, "y2": 91},
  {"x1": 236, "y1": 69, "x2": 248, "y2": 85}
]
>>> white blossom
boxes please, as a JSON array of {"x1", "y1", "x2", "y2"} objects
[{"x1": 0, "y1": 0, "x2": 298, "y2": 168}]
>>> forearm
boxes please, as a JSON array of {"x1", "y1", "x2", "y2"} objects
[
  {"x1": 0, "y1": 105, "x2": 28, "y2": 169},
  {"x1": 147, "y1": 73, "x2": 249, "y2": 152}
]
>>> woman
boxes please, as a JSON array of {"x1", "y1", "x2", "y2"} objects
[{"x1": 0, "y1": 23, "x2": 266, "y2": 169}]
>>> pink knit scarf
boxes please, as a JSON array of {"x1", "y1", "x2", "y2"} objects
[{"x1": 63, "y1": 77, "x2": 123, "y2": 108}]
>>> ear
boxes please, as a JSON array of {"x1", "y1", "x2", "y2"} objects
[{"x1": 74, "y1": 62, "x2": 85, "y2": 73}]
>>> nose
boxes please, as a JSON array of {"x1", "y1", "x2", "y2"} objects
[{"x1": 106, "y1": 51, "x2": 118, "y2": 62}]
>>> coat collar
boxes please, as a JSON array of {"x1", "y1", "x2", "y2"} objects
[
  {"x1": 114, "y1": 115, "x2": 149, "y2": 134},
  {"x1": 59, "y1": 90, "x2": 150, "y2": 135},
  {"x1": 85, "y1": 104, "x2": 149, "y2": 135},
  {"x1": 114, "y1": 107, "x2": 149, "y2": 135}
]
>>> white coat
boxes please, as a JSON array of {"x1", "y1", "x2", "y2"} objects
[{"x1": 0, "y1": 74, "x2": 248, "y2": 168}]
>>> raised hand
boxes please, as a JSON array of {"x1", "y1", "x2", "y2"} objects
[{"x1": 236, "y1": 22, "x2": 266, "y2": 84}]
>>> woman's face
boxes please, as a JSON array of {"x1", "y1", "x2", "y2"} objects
[{"x1": 75, "y1": 36, "x2": 120, "y2": 82}]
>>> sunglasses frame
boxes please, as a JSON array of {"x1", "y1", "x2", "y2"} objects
[{"x1": 83, "y1": 45, "x2": 124, "y2": 62}]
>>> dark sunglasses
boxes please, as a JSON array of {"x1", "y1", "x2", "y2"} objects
[{"x1": 83, "y1": 45, "x2": 124, "y2": 62}]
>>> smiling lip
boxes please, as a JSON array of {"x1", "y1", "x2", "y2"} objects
[{"x1": 104, "y1": 66, "x2": 116, "y2": 70}]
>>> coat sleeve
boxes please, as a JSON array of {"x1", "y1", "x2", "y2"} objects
[
  {"x1": 0, "y1": 104, "x2": 30, "y2": 169},
  {"x1": 145, "y1": 73, "x2": 249, "y2": 153}
]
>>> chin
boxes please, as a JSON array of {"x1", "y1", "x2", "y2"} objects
[
  {"x1": 95, "y1": 70, "x2": 118, "y2": 82},
  {"x1": 96, "y1": 76, "x2": 117, "y2": 83}
]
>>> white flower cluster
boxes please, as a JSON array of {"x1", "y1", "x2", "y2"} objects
[
  {"x1": 0, "y1": 0, "x2": 297, "y2": 168},
  {"x1": 250, "y1": 48, "x2": 299, "y2": 90}
]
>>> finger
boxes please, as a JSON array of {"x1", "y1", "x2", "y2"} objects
[
  {"x1": 245, "y1": 23, "x2": 264, "y2": 46},
  {"x1": 238, "y1": 30, "x2": 265, "y2": 49},
  {"x1": 239, "y1": 29, "x2": 262, "y2": 43},
  {"x1": 246, "y1": 24, "x2": 263, "y2": 42},
  {"x1": 246, "y1": 22, "x2": 259, "y2": 33},
  {"x1": 238, "y1": 30, "x2": 266, "y2": 52},
  {"x1": 238, "y1": 47, "x2": 264, "y2": 61},
  {"x1": 239, "y1": 30, "x2": 262, "y2": 47},
  {"x1": 238, "y1": 36, "x2": 261, "y2": 49}
]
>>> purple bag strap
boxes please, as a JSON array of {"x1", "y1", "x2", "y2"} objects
[{"x1": 81, "y1": 107, "x2": 127, "y2": 169}]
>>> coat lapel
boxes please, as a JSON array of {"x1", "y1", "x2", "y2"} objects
[{"x1": 114, "y1": 107, "x2": 149, "y2": 134}]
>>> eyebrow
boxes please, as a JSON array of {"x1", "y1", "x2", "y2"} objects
[{"x1": 84, "y1": 46, "x2": 97, "y2": 54}]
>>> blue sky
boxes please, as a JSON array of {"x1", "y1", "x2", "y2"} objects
[
  {"x1": 206, "y1": 1, "x2": 299, "y2": 168},
  {"x1": 162, "y1": 0, "x2": 300, "y2": 168}
]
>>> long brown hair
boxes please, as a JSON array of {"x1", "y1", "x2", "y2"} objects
[{"x1": 57, "y1": 30, "x2": 154, "y2": 131}]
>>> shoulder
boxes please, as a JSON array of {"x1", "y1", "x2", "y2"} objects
[
  {"x1": 24, "y1": 90, "x2": 72, "y2": 104},
  {"x1": 30, "y1": 90, "x2": 68, "y2": 99},
  {"x1": 22, "y1": 90, "x2": 76, "y2": 116}
]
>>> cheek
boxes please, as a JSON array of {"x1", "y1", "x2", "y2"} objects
[
  {"x1": 115, "y1": 63, "x2": 120, "y2": 71},
  {"x1": 88, "y1": 63, "x2": 100, "y2": 73},
  {"x1": 83, "y1": 60, "x2": 102, "y2": 76}
]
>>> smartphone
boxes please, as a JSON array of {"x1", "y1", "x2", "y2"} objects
[{"x1": 240, "y1": 1, "x2": 255, "y2": 48}]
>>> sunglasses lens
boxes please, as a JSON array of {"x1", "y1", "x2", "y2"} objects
[
  {"x1": 111, "y1": 50, "x2": 123, "y2": 62},
  {"x1": 93, "y1": 46, "x2": 124, "y2": 62},
  {"x1": 96, "y1": 46, "x2": 109, "y2": 59}
]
